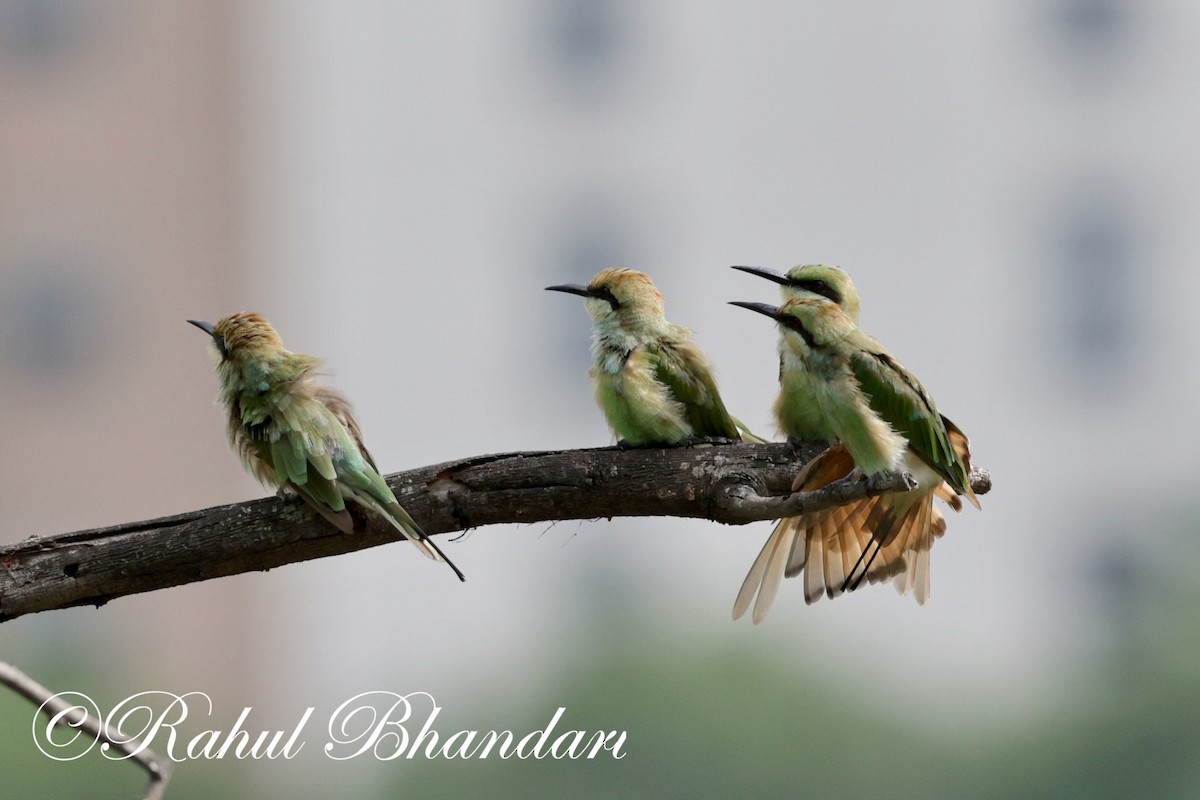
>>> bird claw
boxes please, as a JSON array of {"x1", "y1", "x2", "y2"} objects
[
  {"x1": 686, "y1": 435, "x2": 739, "y2": 448},
  {"x1": 864, "y1": 471, "x2": 916, "y2": 493}
]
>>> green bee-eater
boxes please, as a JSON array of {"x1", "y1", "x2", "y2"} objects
[
  {"x1": 729, "y1": 265, "x2": 889, "y2": 621},
  {"x1": 546, "y1": 267, "x2": 746, "y2": 446},
  {"x1": 730, "y1": 267, "x2": 977, "y2": 619},
  {"x1": 189, "y1": 313, "x2": 464, "y2": 581}
]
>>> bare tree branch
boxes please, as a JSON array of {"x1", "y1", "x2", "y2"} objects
[
  {"x1": 0, "y1": 443, "x2": 991, "y2": 623},
  {"x1": 0, "y1": 661, "x2": 172, "y2": 799}
]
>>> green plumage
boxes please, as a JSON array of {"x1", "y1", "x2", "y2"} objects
[
  {"x1": 646, "y1": 342, "x2": 739, "y2": 440},
  {"x1": 548, "y1": 268, "x2": 746, "y2": 446},
  {"x1": 730, "y1": 266, "x2": 979, "y2": 614},
  {"x1": 848, "y1": 347, "x2": 969, "y2": 493},
  {"x1": 190, "y1": 313, "x2": 464, "y2": 581},
  {"x1": 590, "y1": 338, "x2": 738, "y2": 445}
]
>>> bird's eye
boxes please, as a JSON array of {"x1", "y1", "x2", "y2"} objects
[{"x1": 798, "y1": 279, "x2": 841, "y2": 306}]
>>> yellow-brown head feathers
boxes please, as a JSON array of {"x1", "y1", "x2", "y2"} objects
[
  {"x1": 546, "y1": 267, "x2": 671, "y2": 337},
  {"x1": 587, "y1": 268, "x2": 663, "y2": 313},
  {"x1": 189, "y1": 313, "x2": 284, "y2": 360}
]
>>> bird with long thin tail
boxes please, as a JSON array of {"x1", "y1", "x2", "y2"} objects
[
  {"x1": 189, "y1": 313, "x2": 464, "y2": 581},
  {"x1": 729, "y1": 266, "x2": 977, "y2": 620},
  {"x1": 546, "y1": 268, "x2": 759, "y2": 446}
]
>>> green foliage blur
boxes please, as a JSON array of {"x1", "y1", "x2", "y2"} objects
[{"x1": 396, "y1": 525, "x2": 1200, "y2": 799}]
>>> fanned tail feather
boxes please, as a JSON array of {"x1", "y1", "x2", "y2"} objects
[
  {"x1": 825, "y1": 497, "x2": 908, "y2": 597},
  {"x1": 893, "y1": 500, "x2": 947, "y2": 603},
  {"x1": 732, "y1": 516, "x2": 798, "y2": 623},
  {"x1": 734, "y1": 444, "x2": 854, "y2": 621},
  {"x1": 789, "y1": 498, "x2": 883, "y2": 602},
  {"x1": 736, "y1": 443, "x2": 888, "y2": 618},
  {"x1": 850, "y1": 489, "x2": 928, "y2": 595},
  {"x1": 734, "y1": 435, "x2": 979, "y2": 618},
  {"x1": 935, "y1": 482, "x2": 964, "y2": 512},
  {"x1": 846, "y1": 487, "x2": 952, "y2": 602}
]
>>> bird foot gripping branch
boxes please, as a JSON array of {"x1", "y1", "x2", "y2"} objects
[
  {"x1": 730, "y1": 263, "x2": 984, "y2": 622},
  {"x1": 864, "y1": 470, "x2": 918, "y2": 494}
]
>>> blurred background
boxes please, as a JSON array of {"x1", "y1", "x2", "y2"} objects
[{"x1": 2, "y1": 0, "x2": 1199, "y2": 797}]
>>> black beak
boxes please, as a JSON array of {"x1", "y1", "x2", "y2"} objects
[
  {"x1": 544, "y1": 283, "x2": 594, "y2": 298},
  {"x1": 730, "y1": 265, "x2": 790, "y2": 286},
  {"x1": 187, "y1": 319, "x2": 217, "y2": 337},
  {"x1": 728, "y1": 300, "x2": 783, "y2": 321}
]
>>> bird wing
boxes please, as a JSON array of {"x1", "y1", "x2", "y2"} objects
[
  {"x1": 257, "y1": 387, "x2": 403, "y2": 536},
  {"x1": 310, "y1": 390, "x2": 466, "y2": 580},
  {"x1": 246, "y1": 407, "x2": 354, "y2": 534},
  {"x1": 313, "y1": 385, "x2": 379, "y2": 470},
  {"x1": 645, "y1": 340, "x2": 739, "y2": 439},
  {"x1": 847, "y1": 343, "x2": 970, "y2": 495},
  {"x1": 940, "y1": 414, "x2": 981, "y2": 509}
]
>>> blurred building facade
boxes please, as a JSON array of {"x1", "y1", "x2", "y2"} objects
[{"x1": 0, "y1": 0, "x2": 258, "y2": 684}]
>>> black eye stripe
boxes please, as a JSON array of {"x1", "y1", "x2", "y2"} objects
[
  {"x1": 796, "y1": 278, "x2": 842, "y2": 306},
  {"x1": 778, "y1": 314, "x2": 816, "y2": 348},
  {"x1": 591, "y1": 287, "x2": 620, "y2": 308}
]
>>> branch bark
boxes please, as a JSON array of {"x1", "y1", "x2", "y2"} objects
[{"x1": 0, "y1": 442, "x2": 991, "y2": 623}]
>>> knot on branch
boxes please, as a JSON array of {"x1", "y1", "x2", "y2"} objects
[
  {"x1": 708, "y1": 467, "x2": 771, "y2": 523},
  {"x1": 428, "y1": 469, "x2": 473, "y2": 530}
]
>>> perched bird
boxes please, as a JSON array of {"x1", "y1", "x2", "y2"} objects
[
  {"x1": 730, "y1": 269, "x2": 977, "y2": 619},
  {"x1": 730, "y1": 265, "x2": 880, "y2": 622},
  {"x1": 189, "y1": 313, "x2": 464, "y2": 581},
  {"x1": 732, "y1": 265, "x2": 892, "y2": 620},
  {"x1": 546, "y1": 268, "x2": 747, "y2": 446}
]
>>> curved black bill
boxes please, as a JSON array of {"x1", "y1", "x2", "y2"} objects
[
  {"x1": 544, "y1": 284, "x2": 593, "y2": 298},
  {"x1": 728, "y1": 300, "x2": 782, "y2": 320},
  {"x1": 730, "y1": 265, "x2": 790, "y2": 286},
  {"x1": 187, "y1": 319, "x2": 216, "y2": 336}
]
